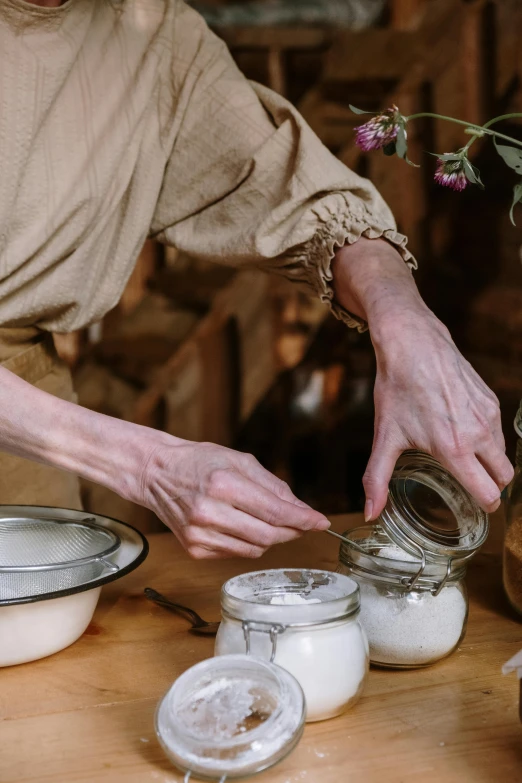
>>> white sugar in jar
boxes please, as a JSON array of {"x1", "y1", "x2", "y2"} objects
[
  {"x1": 214, "y1": 569, "x2": 369, "y2": 722},
  {"x1": 337, "y1": 525, "x2": 469, "y2": 668}
]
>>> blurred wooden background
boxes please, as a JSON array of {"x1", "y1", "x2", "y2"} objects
[{"x1": 52, "y1": 0, "x2": 522, "y2": 530}]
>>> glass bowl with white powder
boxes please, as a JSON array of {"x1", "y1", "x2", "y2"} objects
[
  {"x1": 214, "y1": 568, "x2": 369, "y2": 722},
  {"x1": 337, "y1": 451, "x2": 488, "y2": 669}
]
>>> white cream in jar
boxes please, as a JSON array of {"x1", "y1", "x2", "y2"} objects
[{"x1": 214, "y1": 569, "x2": 369, "y2": 722}]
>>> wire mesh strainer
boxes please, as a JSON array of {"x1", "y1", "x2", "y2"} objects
[{"x1": 0, "y1": 515, "x2": 121, "y2": 601}]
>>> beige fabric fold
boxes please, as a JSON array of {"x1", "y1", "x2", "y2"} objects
[
  {"x1": 0, "y1": 0, "x2": 415, "y2": 336},
  {"x1": 0, "y1": 329, "x2": 82, "y2": 509}
]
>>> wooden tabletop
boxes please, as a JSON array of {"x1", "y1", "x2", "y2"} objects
[{"x1": 1, "y1": 512, "x2": 521, "y2": 783}]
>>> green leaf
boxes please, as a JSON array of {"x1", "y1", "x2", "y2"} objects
[
  {"x1": 463, "y1": 159, "x2": 484, "y2": 188},
  {"x1": 494, "y1": 138, "x2": 522, "y2": 174},
  {"x1": 396, "y1": 125, "x2": 407, "y2": 159},
  {"x1": 349, "y1": 104, "x2": 374, "y2": 115},
  {"x1": 383, "y1": 142, "x2": 396, "y2": 156},
  {"x1": 510, "y1": 181, "x2": 522, "y2": 226}
]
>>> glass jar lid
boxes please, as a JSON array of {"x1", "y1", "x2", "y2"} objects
[
  {"x1": 381, "y1": 451, "x2": 488, "y2": 562},
  {"x1": 155, "y1": 654, "x2": 305, "y2": 781},
  {"x1": 221, "y1": 569, "x2": 360, "y2": 627}
]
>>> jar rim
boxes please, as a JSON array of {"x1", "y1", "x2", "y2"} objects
[
  {"x1": 221, "y1": 568, "x2": 360, "y2": 624},
  {"x1": 338, "y1": 524, "x2": 467, "y2": 592},
  {"x1": 383, "y1": 451, "x2": 488, "y2": 560}
]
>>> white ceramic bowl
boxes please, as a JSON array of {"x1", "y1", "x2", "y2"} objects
[{"x1": 0, "y1": 506, "x2": 148, "y2": 667}]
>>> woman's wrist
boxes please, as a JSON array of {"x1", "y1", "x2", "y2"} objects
[
  {"x1": 51, "y1": 406, "x2": 184, "y2": 506},
  {"x1": 367, "y1": 286, "x2": 439, "y2": 353},
  {"x1": 55, "y1": 407, "x2": 151, "y2": 502},
  {"x1": 332, "y1": 237, "x2": 424, "y2": 330}
]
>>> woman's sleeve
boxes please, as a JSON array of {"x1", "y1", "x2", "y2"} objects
[{"x1": 151, "y1": 2, "x2": 416, "y2": 330}]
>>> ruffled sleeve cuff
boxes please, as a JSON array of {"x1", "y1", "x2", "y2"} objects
[{"x1": 280, "y1": 193, "x2": 417, "y2": 333}]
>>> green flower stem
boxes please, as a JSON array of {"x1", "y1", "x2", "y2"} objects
[
  {"x1": 460, "y1": 114, "x2": 522, "y2": 154},
  {"x1": 483, "y1": 113, "x2": 522, "y2": 129},
  {"x1": 463, "y1": 137, "x2": 478, "y2": 153},
  {"x1": 405, "y1": 112, "x2": 522, "y2": 149}
]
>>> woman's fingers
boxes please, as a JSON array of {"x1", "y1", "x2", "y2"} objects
[
  {"x1": 142, "y1": 439, "x2": 330, "y2": 559},
  {"x1": 437, "y1": 452, "x2": 503, "y2": 513},
  {"x1": 365, "y1": 442, "x2": 509, "y2": 521},
  {"x1": 179, "y1": 497, "x2": 303, "y2": 559},
  {"x1": 206, "y1": 467, "x2": 329, "y2": 532},
  {"x1": 188, "y1": 495, "x2": 304, "y2": 548},
  {"x1": 475, "y1": 445, "x2": 514, "y2": 494},
  {"x1": 234, "y1": 451, "x2": 327, "y2": 514},
  {"x1": 181, "y1": 524, "x2": 267, "y2": 560},
  {"x1": 365, "y1": 405, "x2": 513, "y2": 521},
  {"x1": 363, "y1": 436, "x2": 404, "y2": 521}
]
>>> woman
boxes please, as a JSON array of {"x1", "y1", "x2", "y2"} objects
[{"x1": 0, "y1": 0, "x2": 512, "y2": 558}]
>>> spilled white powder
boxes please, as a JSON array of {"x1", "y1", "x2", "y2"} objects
[
  {"x1": 270, "y1": 594, "x2": 321, "y2": 605},
  {"x1": 357, "y1": 544, "x2": 467, "y2": 666}
]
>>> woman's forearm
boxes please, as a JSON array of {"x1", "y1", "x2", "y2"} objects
[{"x1": 0, "y1": 366, "x2": 164, "y2": 503}]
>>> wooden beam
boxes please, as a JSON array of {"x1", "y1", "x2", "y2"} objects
[
  {"x1": 390, "y1": 0, "x2": 427, "y2": 30},
  {"x1": 324, "y1": 30, "x2": 419, "y2": 83},
  {"x1": 217, "y1": 26, "x2": 330, "y2": 50},
  {"x1": 460, "y1": 0, "x2": 496, "y2": 125},
  {"x1": 267, "y1": 47, "x2": 286, "y2": 96}
]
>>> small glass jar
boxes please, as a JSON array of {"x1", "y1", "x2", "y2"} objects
[
  {"x1": 337, "y1": 451, "x2": 487, "y2": 669},
  {"x1": 214, "y1": 568, "x2": 368, "y2": 722},
  {"x1": 338, "y1": 524, "x2": 468, "y2": 667},
  {"x1": 156, "y1": 654, "x2": 305, "y2": 781},
  {"x1": 504, "y1": 402, "x2": 522, "y2": 615}
]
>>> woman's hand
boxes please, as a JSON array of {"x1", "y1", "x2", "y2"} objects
[
  {"x1": 366, "y1": 307, "x2": 513, "y2": 519},
  {"x1": 332, "y1": 237, "x2": 514, "y2": 520},
  {"x1": 138, "y1": 439, "x2": 329, "y2": 558}
]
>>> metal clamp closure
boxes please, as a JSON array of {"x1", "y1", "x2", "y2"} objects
[
  {"x1": 400, "y1": 538, "x2": 427, "y2": 592},
  {"x1": 404, "y1": 548, "x2": 470, "y2": 596},
  {"x1": 397, "y1": 547, "x2": 455, "y2": 596},
  {"x1": 242, "y1": 620, "x2": 287, "y2": 662},
  {"x1": 345, "y1": 537, "x2": 466, "y2": 595},
  {"x1": 431, "y1": 556, "x2": 454, "y2": 597}
]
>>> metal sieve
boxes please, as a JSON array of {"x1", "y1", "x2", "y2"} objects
[{"x1": 0, "y1": 514, "x2": 121, "y2": 601}]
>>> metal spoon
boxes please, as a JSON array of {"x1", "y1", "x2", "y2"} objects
[
  {"x1": 144, "y1": 587, "x2": 220, "y2": 636},
  {"x1": 324, "y1": 528, "x2": 352, "y2": 545}
]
